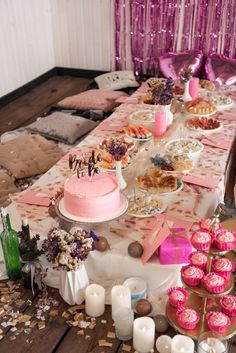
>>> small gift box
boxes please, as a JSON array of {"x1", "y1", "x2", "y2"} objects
[{"x1": 159, "y1": 229, "x2": 192, "y2": 265}]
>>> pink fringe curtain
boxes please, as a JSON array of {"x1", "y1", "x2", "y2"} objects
[{"x1": 115, "y1": 0, "x2": 236, "y2": 76}]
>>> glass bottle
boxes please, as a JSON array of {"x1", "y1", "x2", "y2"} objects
[
  {"x1": 19, "y1": 217, "x2": 31, "y2": 257},
  {"x1": 0, "y1": 209, "x2": 21, "y2": 280}
]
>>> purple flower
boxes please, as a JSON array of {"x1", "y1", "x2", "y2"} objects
[{"x1": 106, "y1": 139, "x2": 128, "y2": 161}]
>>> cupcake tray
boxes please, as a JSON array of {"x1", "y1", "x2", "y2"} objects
[{"x1": 166, "y1": 292, "x2": 236, "y2": 340}]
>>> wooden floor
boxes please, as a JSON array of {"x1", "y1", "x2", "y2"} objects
[{"x1": 0, "y1": 75, "x2": 92, "y2": 135}]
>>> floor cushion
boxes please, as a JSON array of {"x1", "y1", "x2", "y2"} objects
[
  {"x1": 57, "y1": 89, "x2": 128, "y2": 112},
  {"x1": 0, "y1": 135, "x2": 64, "y2": 179},
  {"x1": 0, "y1": 172, "x2": 18, "y2": 207},
  {"x1": 94, "y1": 70, "x2": 139, "y2": 90},
  {"x1": 26, "y1": 112, "x2": 98, "y2": 145}
]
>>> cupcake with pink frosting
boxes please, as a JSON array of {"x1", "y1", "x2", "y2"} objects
[
  {"x1": 203, "y1": 272, "x2": 226, "y2": 294},
  {"x1": 212, "y1": 258, "x2": 235, "y2": 280},
  {"x1": 198, "y1": 218, "x2": 222, "y2": 234},
  {"x1": 167, "y1": 287, "x2": 188, "y2": 308},
  {"x1": 191, "y1": 230, "x2": 213, "y2": 251},
  {"x1": 206, "y1": 311, "x2": 231, "y2": 333},
  {"x1": 181, "y1": 265, "x2": 204, "y2": 286},
  {"x1": 220, "y1": 295, "x2": 236, "y2": 317},
  {"x1": 176, "y1": 307, "x2": 200, "y2": 330},
  {"x1": 215, "y1": 230, "x2": 236, "y2": 251},
  {"x1": 189, "y1": 251, "x2": 208, "y2": 271}
]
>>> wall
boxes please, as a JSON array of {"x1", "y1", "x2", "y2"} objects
[
  {"x1": 50, "y1": 0, "x2": 114, "y2": 71},
  {"x1": 0, "y1": 0, "x2": 54, "y2": 97}
]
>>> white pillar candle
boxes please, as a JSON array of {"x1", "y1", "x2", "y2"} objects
[
  {"x1": 198, "y1": 338, "x2": 227, "y2": 353},
  {"x1": 171, "y1": 335, "x2": 195, "y2": 353},
  {"x1": 133, "y1": 317, "x2": 155, "y2": 353},
  {"x1": 85, "y1": 284, "x2": 105, "y2": 317},
  {"x1": 156, "y1": 335, "x2": 172, "y2": 353},
  {"x1": 111, "y1": 285, "x2": 131, "y2": 319},
  {"x1": 113, "y1": 307, "x2": 134, "y2": 341}
]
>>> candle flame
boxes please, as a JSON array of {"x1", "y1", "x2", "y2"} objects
[
  {"x1": 180, "y1": 347, "x2": 185, "y2": 353},
  {"x1": 141, "y1": 326, "x2": 147, "y2": 332},
  {"x1": 93, "y1": 292, "x2": 98, "y2": 297},
  {"x1": 119, "y1": 293, "x2": 123, "y2": 298}
]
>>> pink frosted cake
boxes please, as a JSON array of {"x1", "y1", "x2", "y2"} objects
[
  {"x1": 212, "y1": 258, "x2": 235, "y2": 280},
  {"x1": 220, "y1": 295, "x2": 236, "y2": 317},
  {"x1": 191, "y1": 230, "x2": 212, "y2": 250},
  {"x1": 198, "y1": 218, "x2": 222, "y2": 233},
  {"x1": 167, "y1": 287, "x2": 188, "y2": 308},
  {"x1": 215, "y1": 230, "x2": 236, "y2": 251},
  {"x1": 64, "y1": 173, "x2": 121, "y2": 218},
  {"x1": 206, "y1": 311, "x2": 231, "y2": 333},
  {"x1": 181, "y1": 265, "x2": 204, "y2": 286},
  {"x1": 203, "y1": 272, "x2": 226, "y2": 294},
  {"x1": 189, "y1": 251, "x2": 208, "y2": 270},
  {"x1": 176, "y1": 307, "x2": 200, "y2": 330}
]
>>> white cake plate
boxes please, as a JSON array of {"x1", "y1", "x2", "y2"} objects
[{"x1": 55, "y1": 194, "x2": 129, "y2": 224}]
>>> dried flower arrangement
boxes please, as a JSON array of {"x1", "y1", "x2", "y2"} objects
[
  {"x1": 42, "y1": 228, "x2": 98, "y2": 271},
  {"x1": 145, "y1": 77, "x2": 174, "y2": 105},
  {"x1": 105, "y1": 139, "x2": 128, "y2": 161},
  {"x1": 179, "y1": 67, "x2": 192, "y2": 82}
]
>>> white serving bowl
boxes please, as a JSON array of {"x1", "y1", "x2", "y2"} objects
[{"x1": 165, "y1": 138, "x2": 204, "y2": 164}]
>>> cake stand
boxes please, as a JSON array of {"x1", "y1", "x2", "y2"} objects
[
  {"x1": 166, "y1": 246, "x2": 236, "y2": 340},
  {"x1": 54, "y1": 193, "x2": 129, "y2": 225}
]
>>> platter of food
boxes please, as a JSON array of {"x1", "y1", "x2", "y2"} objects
[
  {"x1": 151, "y1": 154, "x2": 193, "y2": 174},
  {"x1": 136, "y1": 168, "x2": 184, "y2": 195},
  {"x1": 210, "y1": 95, "x2": 234, "y2": 110},
  {"x1": 98, "y1": 137, "x2": 135, "y2": 151},
  {"x1": 128, "y1": 110, "x2": 154, "y2": 123},
  {"x1": 185, "y1": 117, "x2": 222, "y2": 132},
  {"x1": 185, "y1": 98, "x2": 217, "y2": 116},
  {"x1": 124, "y1": 125, "x2": 153, "y2": 141},
  {"x1": 165, "y1": 138, "x2": 204, "y2": 159},
  {"x1": 127, "y1": 197, "x2": 166, "y2": 218},
  {"x1": 98, "y1": 151, "x2": 131, "y2": 171},
  {"x1": 199, "y1": 79, "x2": 216, "y2": 91}
]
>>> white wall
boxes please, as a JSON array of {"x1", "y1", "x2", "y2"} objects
[
  {"x1": 50, "y1": 0, "x2": 114, "y2": 71},
  {"x1": 0, "y1": 0, "x2": 114, "y2": 97},
  {"x1": 0, "y1": 0, "x2": 54, "y2": 97}
]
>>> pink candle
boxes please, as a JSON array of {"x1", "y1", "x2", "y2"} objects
[
  {"x1": 189, "y1": 77, "x2": 199, "y2": 99},
  {"x1": 154, "y1": 112, "x2": 167, "y2": 137}
]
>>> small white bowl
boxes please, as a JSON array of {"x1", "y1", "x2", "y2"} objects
[
  {"x1": 165, "y1": 138, "x2": 204, "y2": 163},
  {"x1": 123, "y1": 277, "x2": 147, "y2": 301}
]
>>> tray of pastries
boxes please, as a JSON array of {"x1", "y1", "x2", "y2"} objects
[
  {"x1": 136, "y1": 168, "x2": 183, "y2": 194},
  {"x1": 185, "y1": 117, "x2": 222, "y2": 132},
  {"x1": 186, "y1": 98, "x2": 217, "y2": 116},
  {"x1": 199, "y1": 79, "x2": 216, "y2": 91}
]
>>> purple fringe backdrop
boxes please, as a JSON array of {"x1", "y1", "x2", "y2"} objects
[{"x1": 115, "y1": 0, "x2": 236, "y2": 76}]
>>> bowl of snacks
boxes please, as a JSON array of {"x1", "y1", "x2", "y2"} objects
[
  {"x1": 151, "y1": 154, "x2": 193, "y2": 174},
  {"x1": 185, "y1": 117, "x2": 222, "y2": 132},
  {"x1": 165, "y1": 138, "x2": 204, "y2": 163},
  {"x1": 128, "y1": 110, "x2": 154, "y2": 133}
]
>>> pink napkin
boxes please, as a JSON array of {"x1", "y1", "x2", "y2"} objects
[
  {"x1": 97, "y1": 120, "x2": 126, "y2": 132},
  {"x1": 61, "y1": 148, "x2": 82, "y2": 160},
  {"x1": 201, "y1": 138, "x2": 231, "y2": 150},
  {"x1": 16, "y1": 189, "x2": 54, "y2": 207},
  {"x1": 115, "y1": 96, "x2": 139, "y2": 104},
  {"x1": 217, "y1": 113, "x2": 236, "y2": 121},
  {"x1": 139, "y1": 82, "x2": 149, "y2": 92},
  {"x1": 182, "y1": 174, "x2": 222, "y2": 189}
]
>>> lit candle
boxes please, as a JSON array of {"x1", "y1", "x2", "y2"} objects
[
  {"x1": 85, "y1": 284, "x2": 105, "y2": 317},
  {"x1": 111, "y1": 285, "x2": 131, "y2": 319},
  {"x1": 198, "y1": 338, "x2": 227, "y2": 353},
  {"x1": 171, "y1": 335, "x2": 195, "y2": 353},
  {"x1": 113, "y1": 307, "x2": 134, "y2": 341},
  {"x1": 133, "y1": 317, "x2": 155, "y2": 353},
  {"x1": 156, "y1": 335, "x2": 172, "y2": 353}
]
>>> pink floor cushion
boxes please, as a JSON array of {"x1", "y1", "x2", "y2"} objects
[
  {"x1": 205, "y1": 53, "x2": 236, "y2": 85},
  {"x1": 0, "y1": 135, "x2": 64, "y2": 179},
  {"x1": 0, "y1": 172, "x2": 18, "y2": 207},
  {"x1": 57, "y1": 89, "x2": 128, "y2": 112},
  {"x1": 27, "y1": 112, "x2": 98, "y2": 145}
]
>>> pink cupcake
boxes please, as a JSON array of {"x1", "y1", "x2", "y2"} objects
[
  {"x1": 220, "y1": 295, "x2": 236, "y2": 317},
  {"x1": 198, "y1": 218, "x2": 222, "y2": 233},
  {"x1": 215, "y1": 230, "x2": 236, "y2": 251},
  {"x1": 203, "y1": 272, "x2": 226, "y2": 294},
  {"x1": 176, "y1": 307, "x2": 200, "y2": 330},
  {"x1": 206, "y1": 311, "x2": 231, "y2": 333},
  {"x1": 191, "y1": 230, "x2": 213, "y2": 251},
  {"x1": 189, "y1": 251, "x2": 208, "y2": 271},
  {"x1": 212, "y1": 258, "x2": 235, "y2": 280},
  {"x1": 181, "y1": 265, "x2": 204, "y2": 286},
  {"x1": 167, "y1": 287, "x2": 188, "y2": 308}
]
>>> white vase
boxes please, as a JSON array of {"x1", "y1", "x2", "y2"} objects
[
  {"x1": 115, "y1": 160, "x2": 127, "y2": 190},
  {"x1": 182, "y1": 81, "x2": 192, "y2": 102},
  {"x1": 157, "y1": 104, "x2": 173, "y2": 126},
  {"x1": 59, "y1": 264, "x2": 89, "y2": 305}
]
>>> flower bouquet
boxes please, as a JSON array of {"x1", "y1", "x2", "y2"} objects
[{"x1": 42, "y1": 227, "x2": 98, "y2": 304}]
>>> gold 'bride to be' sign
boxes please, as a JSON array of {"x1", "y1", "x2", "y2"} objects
[{"x1": 69, "y1": 150, "x2": 102, "y2": 178}]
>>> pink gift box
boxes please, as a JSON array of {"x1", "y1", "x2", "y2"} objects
[{"x1": 159, "y1": 232, "x2": 192, "y2": 265}]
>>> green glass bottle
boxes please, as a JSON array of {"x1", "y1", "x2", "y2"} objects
[{"x1": 0, "y1": 209, "x2": 21, "y2": 280}]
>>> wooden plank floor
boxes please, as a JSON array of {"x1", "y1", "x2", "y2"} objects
[{"x1": 0, "y1": 75, "x2": 92, "y2": 135}]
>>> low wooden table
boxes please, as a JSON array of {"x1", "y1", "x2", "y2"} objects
[{"x1": 0, "y1": 282, "x2": 235, "y2": 353}]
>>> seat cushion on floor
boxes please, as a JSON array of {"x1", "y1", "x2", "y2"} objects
[
  {"x1": 57, "y1": 89, "x2": 128, "y2": 112},
  {"x1": 0, "y1": 172, "x2": 18, "y2": 207},
  {"x1": 0, "y1": 135, "x2": 64, "y2": 179},
  {"x1": 26, "y1": 112, "x2": 98, "y2": 145},
  {"x1": 94, "y1": 70, "x2": 139, "y2": 90}
]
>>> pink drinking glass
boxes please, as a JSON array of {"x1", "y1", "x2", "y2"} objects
[
  {"x1": 189, "y1": 77, "x2": 199, "y2": 99},
  {"x1": 154, "y1": 112, "x2": 167, "y2": 137}
]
